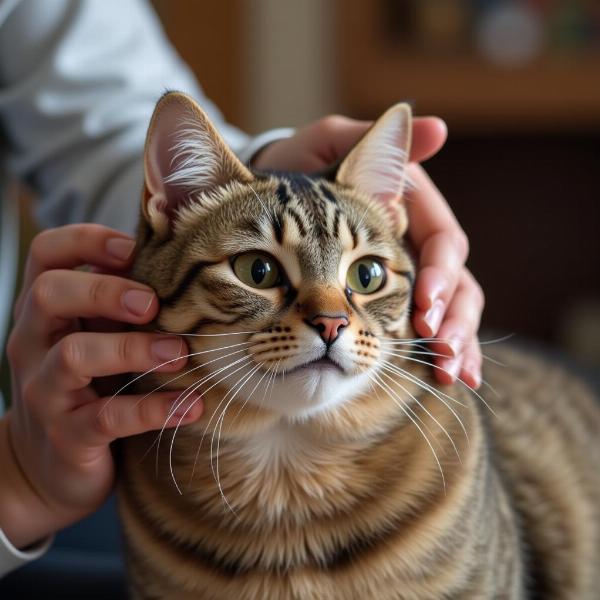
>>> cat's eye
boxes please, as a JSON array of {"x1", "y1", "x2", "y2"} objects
[
  {"x1": 346, "y1": 258, "x2": 386, "y2": 294},
  {"x1": 232, "y1": 252, "x2": 281, "y2": 289}
]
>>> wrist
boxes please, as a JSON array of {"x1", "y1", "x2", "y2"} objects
[{"x1": 0, "y1": 414, "x2": 59, "y2": 549}]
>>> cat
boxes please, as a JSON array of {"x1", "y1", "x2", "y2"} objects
[{"x1": 118, "y1": 91, "x2": 600, "y2": 599}]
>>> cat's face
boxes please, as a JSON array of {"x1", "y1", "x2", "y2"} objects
[{"x1": 134, "y1": 93, "x2": 414, "y2": 419}]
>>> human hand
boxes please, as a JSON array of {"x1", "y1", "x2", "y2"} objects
[
  {"x1": 0, "y1": 225, "x2": 203, "y2": 550},
  {"x1": 253, "y1": 115, "x2": 483, "y2": 388}
]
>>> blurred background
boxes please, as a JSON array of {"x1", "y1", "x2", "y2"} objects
[
  {"x1": 7, "y1": 0, "x2": 600, "y2": 373},
  {"x1": 153, "y1": 0, "x2": 600, "y2": 371}
]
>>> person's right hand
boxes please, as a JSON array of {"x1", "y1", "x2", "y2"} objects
[{"x1": 0, "y1": 224, "x2": 203, "y2": 550}]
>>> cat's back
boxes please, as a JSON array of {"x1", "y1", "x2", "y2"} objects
[{"x1": 482, "y1": 343, "x2": 600, "y2": 598}]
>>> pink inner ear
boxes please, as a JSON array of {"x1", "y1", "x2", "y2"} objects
[{"x1": 145, "y1": 105, "x2": 185, "y2": 218}]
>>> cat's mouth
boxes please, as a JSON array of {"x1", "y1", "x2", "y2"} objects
[{"x1": 285, "y1": 356, "x2": 344, "y2": 376}]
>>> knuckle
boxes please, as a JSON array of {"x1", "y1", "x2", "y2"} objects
[
  {"x1": 30, "y1": 272, "x2": 55, "y2": 311},
  {"x1": 29, "y1": 231, "x2": 51, "y2": 265},
  {"x1": 318, "y1": 114, "x2": 350, "y2": 134},
  {"x1": 56, "y1": 335, "x2": 83, "y2": 374},
  {"x1": 452, "y1": 229, "x2": 470, "y2": 261},
  {"x1": 46, "y1": 422, "x2": 68, "y2": 453},
  {"x1": 116, "y1": 334, "x2": 137, "y2": 365},
  {"x1": 464, "y1": 272, "x2": 485, "y2": 309},
  {"x1": 87, "y1": 276, "x2": 110, "y2": 306},
  {"x1": 68, "y1": 223, "x2": 100, "y2": 246},
  {"x1": 474, "y1": 282, "x2": 485, "y2": 309},
  {"x1": 20, "y1": 377, "x2": 38, "y2": 408},
  {"x1": 6, "y1": 330, "x2": 22, "y2": 367},
  {"x1": 92, "y1": 407, "x2": 116, "y2": 440},
  {"x1": 138, "y1": 399, "x2": 158, "y2": 431}
]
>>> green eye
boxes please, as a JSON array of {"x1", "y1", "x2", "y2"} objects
[
  {"x1": 232, "y1": 252, "x2": 281, "y2": 289},
  {"x1": 347, "y1": 258, "x2": 386, "y2": 294}
]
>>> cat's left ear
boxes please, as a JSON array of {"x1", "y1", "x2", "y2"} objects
[
  {"x1": 143, "y1": 91, "x2": 254, "y2": 238},
  {"x1": 336, "y1": 103, "x2": 412, "y2": 234}
]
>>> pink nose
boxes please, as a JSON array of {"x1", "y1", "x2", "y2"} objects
[{"x1": 310, "y1": 314, "x2": 349, "y2": 344}]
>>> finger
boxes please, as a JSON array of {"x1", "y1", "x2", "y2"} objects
[
  {"x1": 412, "y1": 117, "x2": 447, "y2": 162},
  {"x1": 429, "y1": 270, "x2": 485, "y2": 358},
  {"x1": 317, "y1": 116, "x2": 446, "y2": 166},
  {"x1": 40, "y1": 332, "x2": 188, "y2": 394},
  {"x1": 15, "y1": 225, "x2": 136, "y2": 320},
  {"x1": 66, "y1": 391, "x2": 203, "y2": 448},
  {"x1": 432, "y1": 354, "x2": 463, "y2": 386},
  {"x1": 459, "y1": 337, "x2": 483, "y2": 389},
  {"x1": 412, "y1": 236, "x2": 468, "y2": 337},
  {"x1": 406, "y1": 164, "x2": 469, "y2": 266},
  {"x1": 432, "y1": 336, "x2": 482, "y2": 389},
  {"x1": 21, "y1": 270, "x2": 158, "y2": 339}
]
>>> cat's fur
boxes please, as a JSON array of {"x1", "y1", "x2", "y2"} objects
[{"x1": 119, "y1": 92, "x2": 600, "y2": 599}]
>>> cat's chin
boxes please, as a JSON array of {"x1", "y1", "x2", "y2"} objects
[{"x1": 243, "y1": 362, "x2": 372, "y2": 419}]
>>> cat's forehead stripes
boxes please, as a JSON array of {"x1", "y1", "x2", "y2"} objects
[{"x1": 151, "y1": 174, "x2": 413, "y2": 314}]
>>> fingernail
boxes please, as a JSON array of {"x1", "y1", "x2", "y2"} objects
[
  {"x1": 152, "y1": 337, "x2": 183, "y2": 362},
  {"x1": 426, "y1": 278, "x2": 446, "y2": 308},
  {"x1": 424, "y1": 300, "x2": 444, "y2": 335},
  {"x1": 464, "y1": 363, "x2": 481, "y2": 388},
  {"x1": 122, "y1": 289, "x2": 155, "y2": 316},
  {"x1": 447, "y1": 334, "x2": 463, "y2": 358},
  {"x1": 106, "y1": 237, "x2": 135, "y2": 261},
  {"x1": 444, "y1": 358, "x2": 461, "y2": 381}
]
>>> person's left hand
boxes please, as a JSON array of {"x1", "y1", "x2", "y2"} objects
[{"x1": 253, "y1": 115, "x2": 483, "y2": 389}]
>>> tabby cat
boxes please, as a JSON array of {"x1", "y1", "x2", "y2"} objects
[{"x1": 119, "y1": 92, "x2": 600, "y2": 599}]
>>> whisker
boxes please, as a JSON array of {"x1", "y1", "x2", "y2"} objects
[
  {"x1": 368, "y1": 371, "x2": 446, "y2": 492},
  {"x1": 379, "y1": 333, "x2": 515, "y2": 347},
  {"x1": 380, "y1": 358, "x2": 467, "y2": 408},
  {"x1": 134, "y1": 345, "x2": 256, "y2": 409},
  {"x1": 383, "y1": 350, "x2": 498, "y2": 416},
  {"x1": 249, "y1": 183, "x2": 279, "y2": 228},
  {"x1": 378, "y1": 365, "x2": 463, "y2": 461},
  {"x1": 154, "y1": 355, "x2": 253, "y2": 474},
  {"x1": 213, "y1": 363, "x2": 263, "y2": 514},
  {"x1": 166, "y1": 357, "x2": 255, "y2": 493},
  {"x1": 380, "y1": 343, "x2": 507, "y2": 367},
  {"x1": 380, "y1": 361, "x2": 470, "y2": 445},
  {"x1": 228, "y1": 362, "x2": 270, "y2": 427},
  {"x1": 104, "y1": 340, "x2": 257, "y2": 410},
  {"x1": 155, "y1": 329, "x2": 258, "y2": 337},
  {"x1": 188, "y1": 362, "x2": 269, "y2": 489}
]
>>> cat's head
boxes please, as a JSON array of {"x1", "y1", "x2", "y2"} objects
[{"x1": 134, "y1": 92, "x2": 415, "y2": 420}]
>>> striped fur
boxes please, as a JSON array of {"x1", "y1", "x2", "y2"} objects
[{"x1": 119, "y1": 93, "x2": 600, "y2": 599}]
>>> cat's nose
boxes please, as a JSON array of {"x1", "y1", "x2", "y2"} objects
[{"x1": 308, "y1": 314, "x2": 349, "y2": 345}]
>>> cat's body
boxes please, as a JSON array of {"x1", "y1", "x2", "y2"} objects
[{"x1": 119, "y1": 92, "x2": 600, "y2": 599}]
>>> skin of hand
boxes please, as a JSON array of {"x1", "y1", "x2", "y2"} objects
[
  {"x1": 253, "y1": 115, "x2": 484, "y2": 389},
  {"x1": 0, "y1": 224, "x2": 203, "y2": 550}
]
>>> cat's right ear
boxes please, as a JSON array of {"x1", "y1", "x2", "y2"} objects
[{"x1": 142, "y1": 91, "x2": 254, "y2": 239}]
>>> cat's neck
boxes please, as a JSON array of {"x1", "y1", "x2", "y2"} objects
[
  {"x1": 162, "y1": 371, "x2": 480, "y2": 527},
  {"x1": 121, "y1": 372, "x2": 495, "y2": 596}
]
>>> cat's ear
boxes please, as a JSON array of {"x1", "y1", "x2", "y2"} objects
[
  {"x1": 143, "y1": 91, "x2": 254, "y2": 238},
  {"x1": 336, "y1": 103, "x2": 412, "y2": 233}
]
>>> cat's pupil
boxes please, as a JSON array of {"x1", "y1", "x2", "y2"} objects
[
  {"x1": 251, "y1": 259, "x2": 267, "y2": 284},
  {"x1": 359, "y1": 264, "x2": 371, "y2": 288}
]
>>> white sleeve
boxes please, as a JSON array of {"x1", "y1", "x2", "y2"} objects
[
  {"x1": 0, "y1": 0, "x2": 293, "y2": 234},
  {"x1": 0, "y1": 527, "x2": 52, "y2": 578}
]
